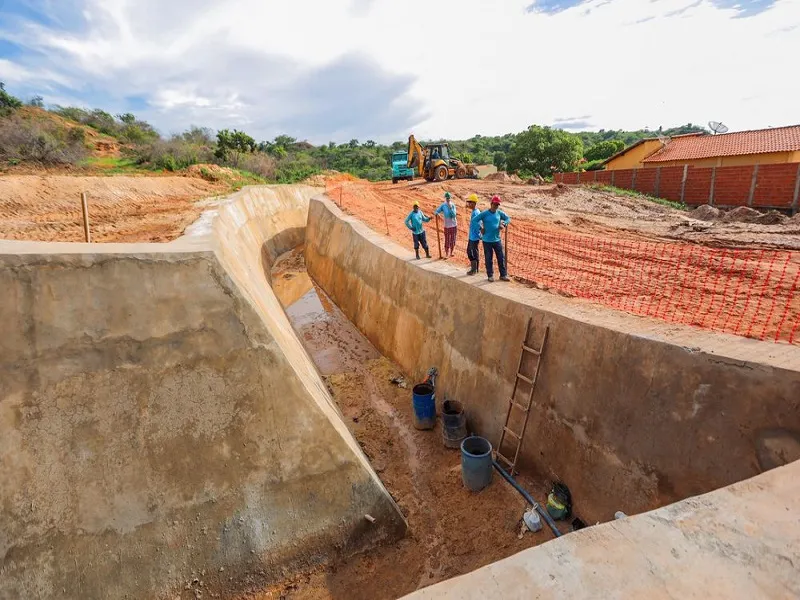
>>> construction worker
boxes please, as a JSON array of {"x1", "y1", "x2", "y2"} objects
[
  {"x1": 435, "y1": 191, "x2": 458, "y2": 258},
  {"x1": 404, "y1": 200, "x2": 432, "y2": 260},
  {"x1": 474, "y1": 195, "x2": 510, "y2": 282},
  {"x1": 465, "y1": 194, "x2": 482, "y2": 275}
]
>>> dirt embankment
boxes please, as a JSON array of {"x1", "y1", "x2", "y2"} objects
[{"x1": 0, "y1": 174, "x2": 226, "y2": 243}]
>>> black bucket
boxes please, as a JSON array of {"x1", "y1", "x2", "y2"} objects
[{"x1": 441, "y1": 399, "x2": 467, "y2": 449}]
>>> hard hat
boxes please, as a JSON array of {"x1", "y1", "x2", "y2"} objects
[
  {"x1": 444, "y1": 192, "x2": 451, "y2": 200},
  {"x1": 412, "y1": 200, "x2": 420, "y2": 207},
  {"x1": 491, "y1": 195, "x2": 501, "y2": 205},
  {"x1": 466, "y1": 194, "x2": 479, "y2": 204}
]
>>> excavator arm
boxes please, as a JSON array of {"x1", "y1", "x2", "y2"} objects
[{"x1": 407, "y1": 134, "x2": 426, "y2": 177}]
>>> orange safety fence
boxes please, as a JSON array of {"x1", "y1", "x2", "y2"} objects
[{"x1": 326, "y1": 180, "x2": 800, "y2": 345}]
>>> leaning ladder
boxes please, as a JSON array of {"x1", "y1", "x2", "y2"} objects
[{"x1": 496, "y1": 318, "x2": 549, "y2": 476}]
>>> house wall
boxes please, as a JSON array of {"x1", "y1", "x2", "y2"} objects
[{"x1": 604, "y1": 139, "x2": 664, "y2": 170}]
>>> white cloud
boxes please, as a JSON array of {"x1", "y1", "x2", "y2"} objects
[{"x1": 0, "y1": 0, "x2": 798, "y2": 142}]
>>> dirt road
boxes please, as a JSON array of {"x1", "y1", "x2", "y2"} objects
[
  {"x1": 251, "y1": 248, "x2": 565, "y2": 600},
  {"x1": 0, "y1": 174, "x2": 226, "y2": 243}
]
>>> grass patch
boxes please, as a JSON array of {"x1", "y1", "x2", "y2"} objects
[
  {"x1": 81, "y1": 156, "x2": 151, "y2": 174},
  {"x1": 225, "y1": 169, "x2": 267, "y2": 191},
  {"x1": 589, "y1": 184, "x2": 688, "y2": 211}
]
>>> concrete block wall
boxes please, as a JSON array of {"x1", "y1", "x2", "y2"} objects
[
  {"x1": 305, "y1": 195, "x2": 800, "y2": 526},
  {"x1": 555, "y1": 162, "x2": 800, "y2": 212}
]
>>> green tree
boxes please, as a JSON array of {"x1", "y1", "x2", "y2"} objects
[
  {"x1": 117, "y1": 112, "x2": 137, "y2": 125},
  {"x1": 215, "y1": 129, "x2": 256, "y2": 165},
  {"x1": 28, "y1": 95, "x2": 44, "y2": 108},
  {"x1": 584, "y1": 139, "x2": 624, "y2": 161},
  {"x1": 507, "y1": 125, "x2": 583, "y2": 176},
  {"x1": 493, "y1": 151, "x2": 507, "y2": 170}
]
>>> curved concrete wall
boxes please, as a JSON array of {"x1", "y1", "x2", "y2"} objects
[
  {"x1": 0, "y1": 186, "x2": 405, "y2": 599},
  {"x1": 305, "y1": 196, "x2": 800, "y2": 524}
]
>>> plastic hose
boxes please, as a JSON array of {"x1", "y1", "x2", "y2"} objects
[{"x1": 492, "y1": 461, "x2": 562, "y2": 538}]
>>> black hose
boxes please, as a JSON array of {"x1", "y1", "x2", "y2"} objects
[{"x1": 492, "y1": 461, "x2": 562, "y2": 537}]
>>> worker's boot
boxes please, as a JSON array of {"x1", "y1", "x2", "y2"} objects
[
  {"x1": 415, "y1": 248, "x2": 420, "y2": 260},
  {"x1": 425, "y1": 248, "x2": 431, "y2": 259},
  {"x1": 466, "y1": 261, "x2": 478, "y2": 276}
]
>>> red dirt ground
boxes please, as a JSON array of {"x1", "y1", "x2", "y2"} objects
[{"x1": 328, "y1": 179, "x2": 800, "y2": 344}]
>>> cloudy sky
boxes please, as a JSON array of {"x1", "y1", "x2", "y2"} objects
[{"x1": 0, "y1": 0, "x2": 798, "y2": 143}]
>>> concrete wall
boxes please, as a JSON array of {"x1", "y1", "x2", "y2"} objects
[
  {"x1": 402, "y1": 459, "x2": 800, "y2": 599},
  {"x1": 305, "y1": 196, "x2": 800, "y2": 525},
  {"x1": 0, "y1": 186, "x2": 405, "y2": 599}
]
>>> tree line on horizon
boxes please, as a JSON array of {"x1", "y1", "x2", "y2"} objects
[{"x1": 0, "y1": 82, "x2": 707, "y2": 181}]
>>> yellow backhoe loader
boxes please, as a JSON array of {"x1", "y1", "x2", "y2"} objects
[{"x1": 407, "y1": 135, "x2": 479, "y2": 182}]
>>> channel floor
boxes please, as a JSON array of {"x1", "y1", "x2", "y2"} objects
[{"x1": 238, "y1": 247, "x2": 565, "y2": 600}]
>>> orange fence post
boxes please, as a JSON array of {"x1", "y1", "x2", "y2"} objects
[{"x1": 435, "y1": 214, "x2": 442, "y2": 259}]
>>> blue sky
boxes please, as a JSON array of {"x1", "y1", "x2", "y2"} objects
[{"x1": 1, "y1": 0, "x2": 797, "y2": 142}]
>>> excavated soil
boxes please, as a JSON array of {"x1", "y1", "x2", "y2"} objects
[
  {"x1": 0, "y1": 174, "x2": 226, "y2": 242},
  {"x1": 338, "y1": 179, "x2": 800, "y2": 250},
  {"x1": 248, "y1": 248, "x2": 567, "y2": 600}
]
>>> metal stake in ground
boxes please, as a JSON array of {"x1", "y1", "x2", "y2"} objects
[
  {"x1": 80, "y1": 192, "x2": 91, "y2": 242},
  {"x1": 383, "y1": 204, "x2": 390, "y2": 236}
]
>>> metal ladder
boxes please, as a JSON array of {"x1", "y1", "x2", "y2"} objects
[{"x1": 496, "y1": 318, "x2": 549, "y2": 476}]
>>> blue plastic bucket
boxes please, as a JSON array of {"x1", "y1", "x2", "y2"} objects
[
  {"x1": 412, "y1": 383, "x2": 436, "y2": 430},
  {"x1": 461, "y1": 436, "x2": 493, "y2": 492}
]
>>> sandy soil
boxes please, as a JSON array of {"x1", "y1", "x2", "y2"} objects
[
  {"x1": 252, "y1": 248, "x2": 567, "y2": 600},
  {"x1": 0, "y1": 174, "x2": 226, "y2": 243}
]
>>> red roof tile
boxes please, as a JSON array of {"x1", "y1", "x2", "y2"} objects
[{"x1": 643, "y1": 125, "x2": 800, "y2": 163}]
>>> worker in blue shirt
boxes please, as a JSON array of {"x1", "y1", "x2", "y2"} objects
[
  {"x1": 465, "y1": 194, "x2": 482, "y2": 275},
  {"x1": 473, "y1": 195, "x2": 510, "y2": 282},
  {"x1": 404, "y1": 200, "x2": 432, "y2": 260}
]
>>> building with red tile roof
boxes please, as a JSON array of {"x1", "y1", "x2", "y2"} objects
[{"x1": 603, "y1": 125, "x2": 800, "y2": 170}]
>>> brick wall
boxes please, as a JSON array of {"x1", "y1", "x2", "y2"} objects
[{"x1": 555, "y1": 163, "x2": 800, "y2": 212}]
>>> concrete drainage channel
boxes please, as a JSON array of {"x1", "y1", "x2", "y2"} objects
[
  {"x1": 263, "y1": 247, "x2": 569, "y2": 599},
  {"x1": 3, "y1": 185, "x2": 799, "y2": 599}
]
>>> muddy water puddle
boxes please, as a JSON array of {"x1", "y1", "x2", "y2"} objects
[{"x1": 252, "y1": 246, "x2": 559, "y2": 600}]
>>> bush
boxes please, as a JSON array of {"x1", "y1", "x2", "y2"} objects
[
  {"x1": 133, "y1": 139, "x2": 213, "y2": 171},
  {"x1": 238, "y1": 152, "x2": 276, "y2": 179},
  {"x1": 0, "y1": 114, "x2": 88, "y2": 165},
  {"x1": 0, "y1": 82, "x2": 23, "y2": 116},
  {"x1": 581, "y1": 159, "x2": 606, "y2": 171}
]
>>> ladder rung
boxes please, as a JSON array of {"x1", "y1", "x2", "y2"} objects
[
  {"x1": 516, "y1": 372, "x2": 533, "y2": 384},
  {"x1": 522, "y1": 344, "x2": 541, "y2": 355},
  {"x1": 509, "y1": 399, "x2": 529, "y2": 412},
  {"x1": 495, "y1": 453, "x2": 513, "y2": 465},
  {"x1": 503, "y1": 427, "x2": 521, "y2": 439}
]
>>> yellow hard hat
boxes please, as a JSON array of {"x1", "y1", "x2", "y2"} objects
[
  {"x1": 466, "y1": 194, "x2": 479, "y2": 204},
  {"x1": 412, "y1": 200, "x2": 420, "y2": 207}
]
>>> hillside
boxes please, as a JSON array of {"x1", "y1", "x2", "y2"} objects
[{"x1": 0, "y1": 80, "x2": 706, "y2": 181}]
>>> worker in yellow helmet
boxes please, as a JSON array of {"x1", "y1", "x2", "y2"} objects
[
  {"x1": 404, "y1": 200, "x2": 432, "y2": 260},
  {"x1": 465, "y1": 194, "x2": 482, "y2": 275}
]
